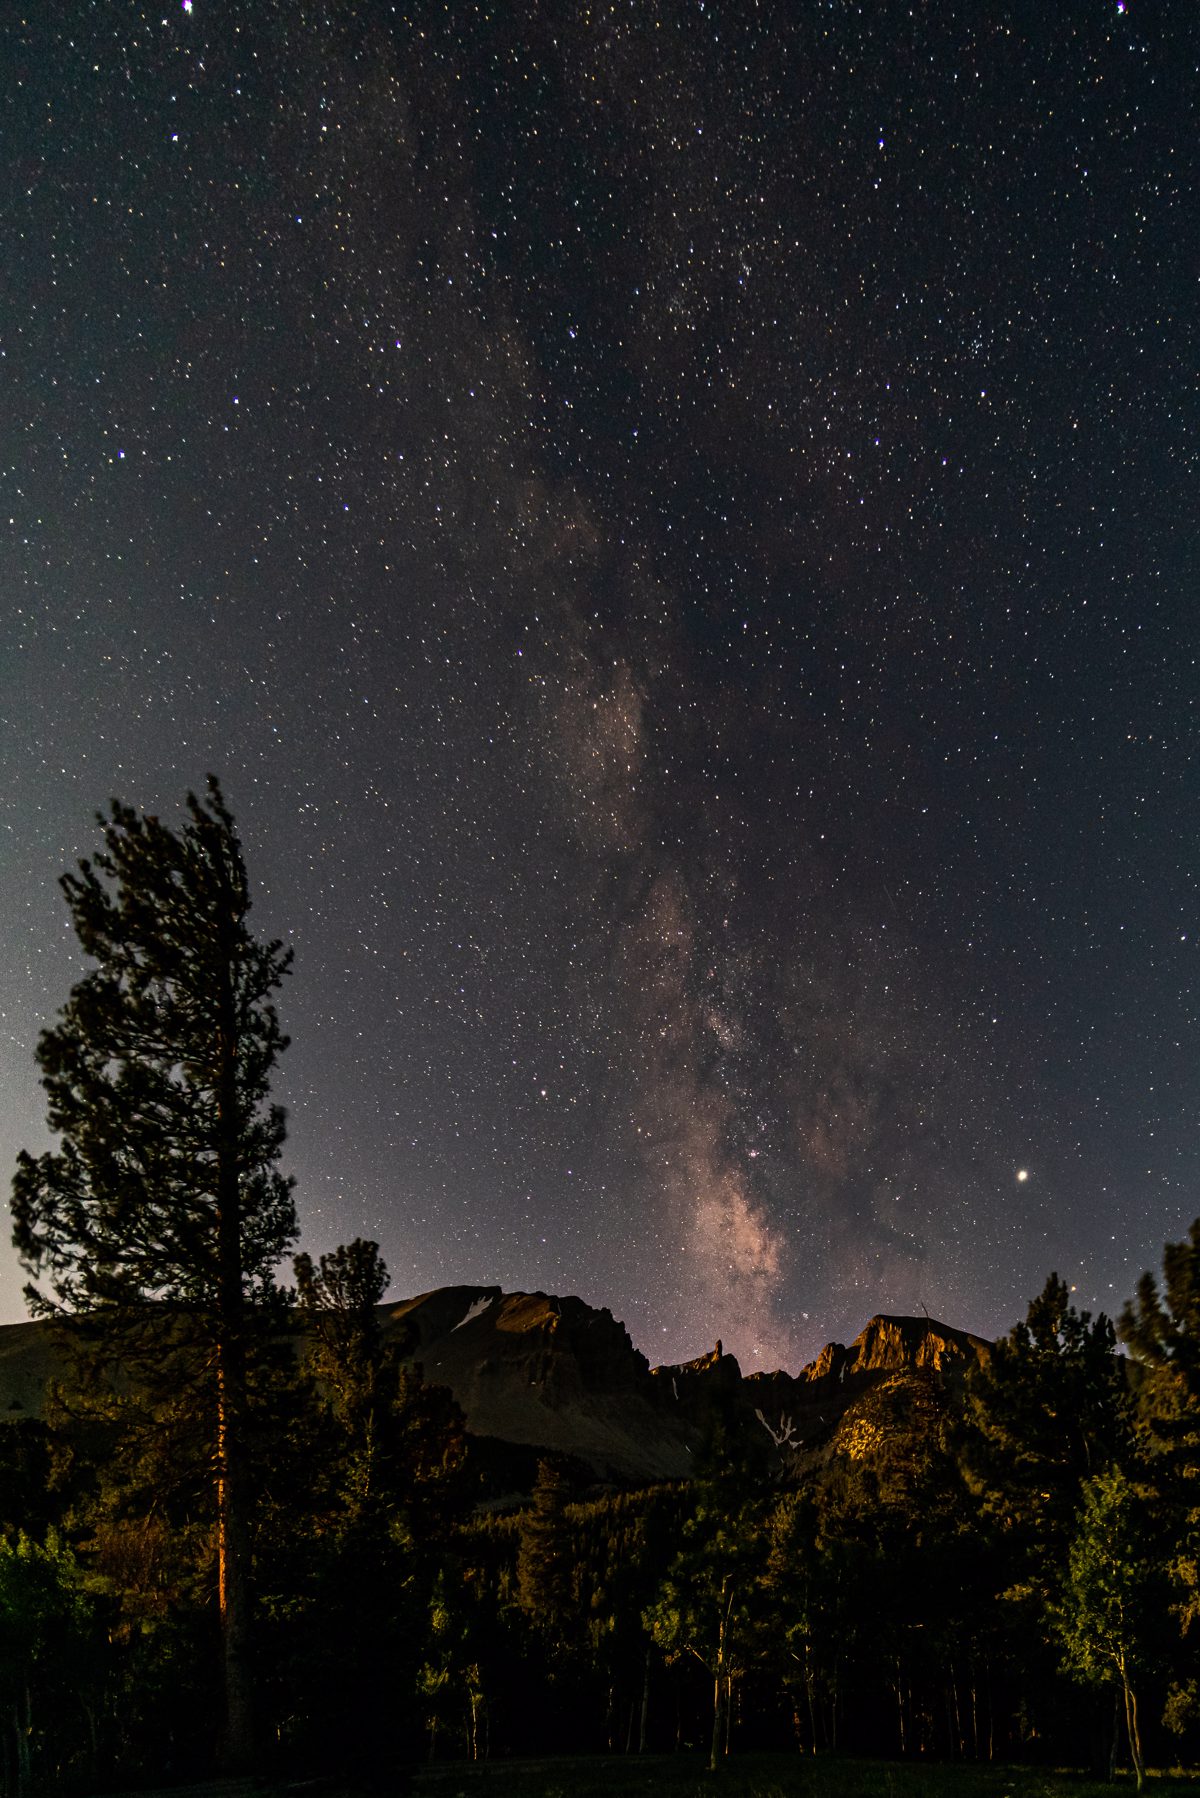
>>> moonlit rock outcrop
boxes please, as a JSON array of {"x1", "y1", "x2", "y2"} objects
[
  {"x1": 382, "y1": 1285, "x2": 687, "y2": 1481},
  {"x1": 795, "y1": 1313, "x2": 990, "y2": 1384}
]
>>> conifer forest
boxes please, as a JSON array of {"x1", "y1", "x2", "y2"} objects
[{"x1": 5, "y1": 791, "x2": 1200, "y2": 1792}]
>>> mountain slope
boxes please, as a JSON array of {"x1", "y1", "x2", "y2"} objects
[
  {"x1": 0, "y1": 1287, "x2": 992, "y2": 1485},
  {"x1": 383, "y1": 1288, "x2": 991, "y2": 1481}
]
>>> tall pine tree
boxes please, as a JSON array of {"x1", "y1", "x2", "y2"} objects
[{"x1": 11, "y1": 780, "x2": 296, "y2": 1770}]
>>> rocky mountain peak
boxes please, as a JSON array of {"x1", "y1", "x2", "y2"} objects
[
  {"x1": 795, "y1": 1313, "x2": 990, "y2": 1386},
  {"x1": 848, "y1": 1313, "x2": 990, "y2": 1374},
  {"x1": 0, "y1": 1286, "x2": 995, "y2": 1490},
  {"x1": 661, "y1": 1338, "x2": 742, "y2": 1380}
]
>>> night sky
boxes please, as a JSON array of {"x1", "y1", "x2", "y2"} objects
[{"x1": 3, "y1": 0, "x2": 1197, "y2": 1371}]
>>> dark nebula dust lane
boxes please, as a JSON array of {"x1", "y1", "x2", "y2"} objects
[{"x1": 2, "y1": 0, "x2": 1197, "y2": 1369}]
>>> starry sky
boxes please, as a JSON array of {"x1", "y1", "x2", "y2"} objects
[{"x1": 2, "y1": 0, "x2": 1197, "y2": 1372}]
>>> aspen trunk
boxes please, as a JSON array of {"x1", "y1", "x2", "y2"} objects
[
  {"x1": 709, "y1": 1671, "x2": 722, "y2": 1773},
  {"x1": 1124, "y1": 1677, "x2": 1144, "y2": 1791}
]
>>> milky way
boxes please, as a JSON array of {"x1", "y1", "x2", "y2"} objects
[{"x1": 2, "y1": 0, "x2": 1196, "y2": 1369}]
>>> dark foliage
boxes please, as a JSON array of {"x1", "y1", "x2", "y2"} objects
[
  {"x1": 6, "y1": 792, "x2": 1199, "y2": 1786},
  {"x1": 3, "y1": 1231, "x2": 1199, "y2": 1789}
]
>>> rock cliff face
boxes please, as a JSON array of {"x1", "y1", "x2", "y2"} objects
[
  {"x1": 801, "y1": 1313, "x2": 990, "y2": 1382},
  {"x1": 382, "y1": 1286, "x2": 689, "y2": 1481},
  {"x1": 859, "y1": 1312, "x2": 989, "y2": 1372},
  {"x1": 378, "y1": 1292, "x2": 991, "y2": 1483},
  {"x1": 737, "y1": 1312, "x2": 989, "y2": 1468},
  {"x1": 0, "y1": 1289, "x2": 992, "y2": 1487}
]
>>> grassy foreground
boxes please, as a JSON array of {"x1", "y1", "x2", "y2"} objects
[{"x1": 410, "y1": 1752, "x2": 1200, "y2": 1798}]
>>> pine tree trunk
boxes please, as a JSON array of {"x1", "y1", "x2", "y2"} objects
[
  {"x1": 215, "y1": 947, "x2": 254, "y2": 1773},
  {"x1": 638, "y1": 1648, "x2": 649, "y2": 1753},
  {"x1": 15, "y1": 1689, "x2": 30, "y2": 1798},
  {"x1": 805, "y1": 1643, "x2": 818, "y2": 1754},
  {"x1": 216, "y1": 1309, "x2": 253, "y2": 1768},
  {"x1": 895, "y1": 1657, "x2": 906, "y2": 1756},
  {"x1": 709, "y1": 1671, "x2": 722, "y2": 1773}
]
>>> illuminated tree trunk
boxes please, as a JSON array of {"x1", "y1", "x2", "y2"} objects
[
  {"x1": 215, "y1": 917, "x2": 253, "y2": 1771},
  {"x1": 216, "y1": 1331, "x2": 253, "y2": 1769},
  {"x1": 709, "y1": 1670, "x2": 722, "y2": 1775},
  {"x1": 1122, "y1": 1668, "x2": 1144, "y2": 1791},
  {"x1": 707, "y1": 1578, "x2": 733, "y2": 1773}
]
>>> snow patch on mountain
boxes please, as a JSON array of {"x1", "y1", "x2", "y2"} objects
[
  {"x1": 755, "y1": 1408, "x2": 799, "y2": 1449},
  {"x1": 452, "y1": 1294, "x2": 494, "y2": 1332}
]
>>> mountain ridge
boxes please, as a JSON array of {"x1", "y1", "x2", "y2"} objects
[
  {"x1": 0, "y1": 1285, "x2": 992, "y2": 1487},
  {"x1": 380, "y1": 1285, "x2": 991, "y2": 1482}
]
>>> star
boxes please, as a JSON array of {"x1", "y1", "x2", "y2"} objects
[{"x1": 0, "y1": 0, "x2": 1193, "y2": 1374}]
